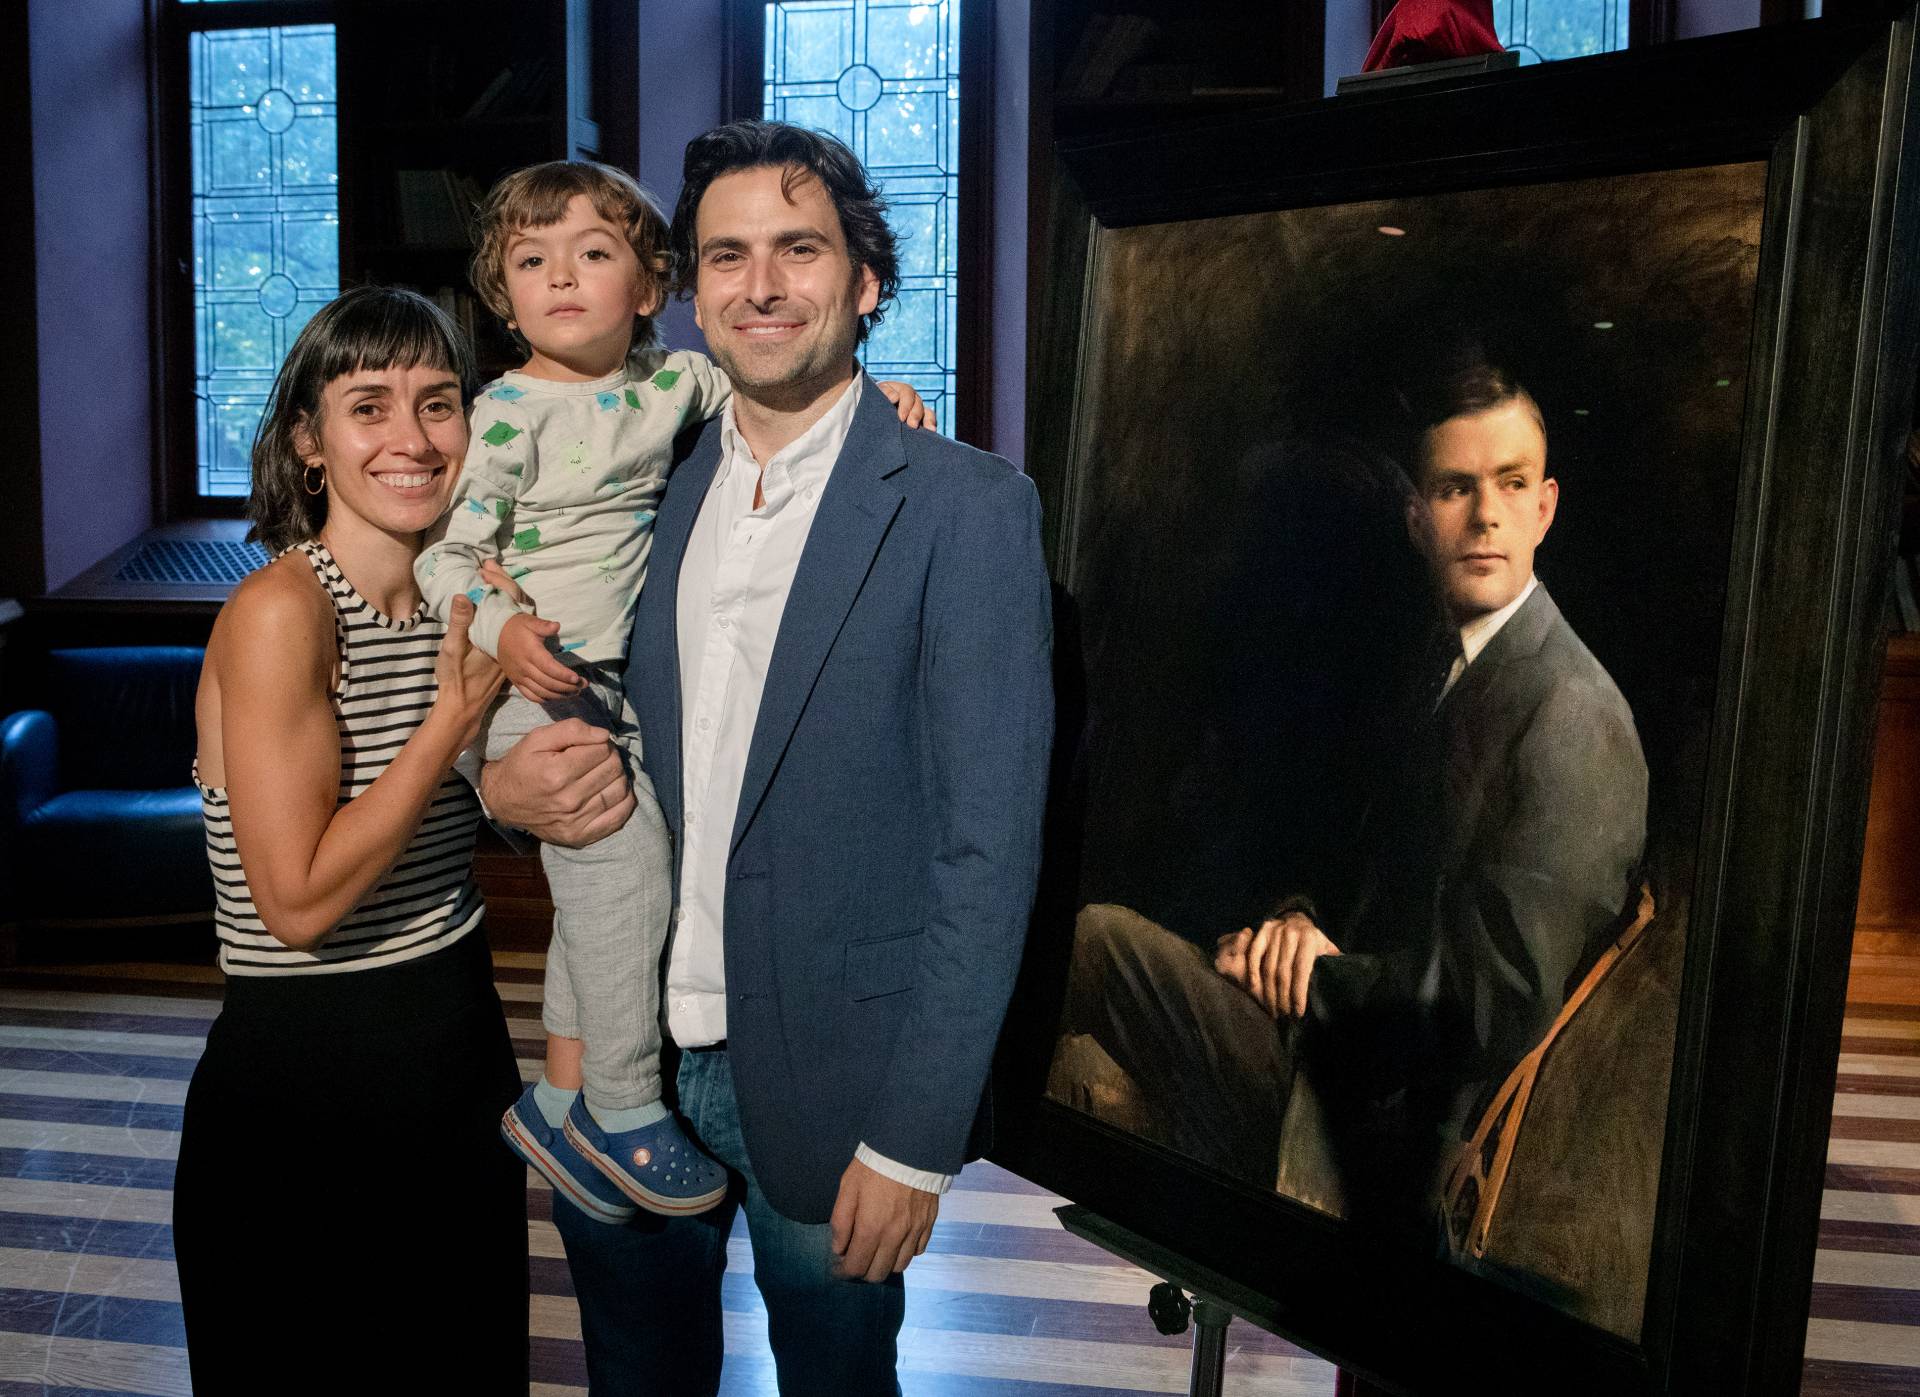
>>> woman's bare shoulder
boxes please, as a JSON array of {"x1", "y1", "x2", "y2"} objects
[{"x1": 209, "y1": 551, "x2": 334, "y2": 677}]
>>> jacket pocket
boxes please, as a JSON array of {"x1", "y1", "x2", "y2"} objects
[{"x1": 844, "y1": 928, "x2": 925, "y2": 1001}]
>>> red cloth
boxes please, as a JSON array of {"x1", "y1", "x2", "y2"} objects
[{"x1": 1363, "y1": 0, "x2": 1504, "y2": 72}]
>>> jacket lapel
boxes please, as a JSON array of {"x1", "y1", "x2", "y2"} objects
[
  {"x1": 1441, "y1": 580, "x2": 1558, "y2": 716},
  {"x1": 729, "y1": 378, "x2": 908, "y2": 855},
  {"x1": 634, "y1": 426, "x2": 724, "y2": 836}
]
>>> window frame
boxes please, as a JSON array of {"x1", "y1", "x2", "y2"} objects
[
  {"x1": 1368, "y1": 0, "x2": 1675, "y2": 52},
  {"x1": 724, "y1": 0, "x2": 994, "y2": 449},
  {"x1": 154, "y1": 0, "x2": 342, "y2": 521}
]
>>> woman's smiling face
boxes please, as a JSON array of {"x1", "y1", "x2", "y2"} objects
[{"x1": 301, "y1": 363, "x2": 469, "y2": 543}]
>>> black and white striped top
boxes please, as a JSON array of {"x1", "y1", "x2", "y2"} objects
[{"x1": 198, "y1": 541, "x2": 484, "y2": 976}]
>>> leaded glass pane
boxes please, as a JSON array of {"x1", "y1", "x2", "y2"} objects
[
  {"x1": 190, "y1": 24, "x2": 339, "y2": 497},
  {"x1": 764, "y1": 0, "x2": 961, "y2": 431},
  {"x1": 1492, "y1": 1, "x2": 1628, "y2": 65}
]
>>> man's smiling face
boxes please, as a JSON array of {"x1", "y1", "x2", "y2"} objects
[
  {"x1": 1414, "y1": 397, "x2": 1558, "y2": 624},
  {"x1": 690, "y1": 164, "x2": 879, "y2": 405}
]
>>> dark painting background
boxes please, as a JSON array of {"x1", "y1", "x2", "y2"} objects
[{"x1": 1041, "y1": 161, "x2": 1768, "y2": 1336}]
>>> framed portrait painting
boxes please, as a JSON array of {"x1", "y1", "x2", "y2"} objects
[{"x1": 989, "y1": 11, "x2": 1920, "y2": 1395}]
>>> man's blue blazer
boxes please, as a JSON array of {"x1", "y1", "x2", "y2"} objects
[{"x1": 623, "y1": 378, "x2": 1054, "y2": 1223}]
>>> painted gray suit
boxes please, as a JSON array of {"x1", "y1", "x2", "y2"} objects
[{"x1": 1063, "y1": 582, "x2": 1648, "y2": 1217}]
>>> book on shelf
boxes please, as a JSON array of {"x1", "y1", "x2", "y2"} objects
[
  {"x1": 395, "y1": 169, "x2": 486, "y2": 249},
  {"x1": 461, "y1": 58, "x2": 556, "y2": 120},
  {"x1": 427, "y1": 287, "x2": 478, "y2": 346},
  {"x1": 1059, "y1": 15, "x2": 1159, "y2": 101},
  {"x1": 462, "y1": 67, "x2": 515, "y2": 120},
  {"x1": 1897, "y1": 553, "x2": 1920, "y2": 632}
]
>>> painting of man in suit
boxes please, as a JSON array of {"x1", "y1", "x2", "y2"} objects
[
  {"x1": 1052, "y1": 353, "x2": 1648, "y2": 1235},
  {"x1": 1015, "y1": 159, "x2": 1763, "y2": 1340}
]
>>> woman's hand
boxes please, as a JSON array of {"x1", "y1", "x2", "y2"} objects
[{"x1": 434, "y1": 595, "x2": 506, "y2": 748}]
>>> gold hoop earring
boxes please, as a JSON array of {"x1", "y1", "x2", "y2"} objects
[{"x1": 303, "y1": 463, "x2": 325, "y2": 496}]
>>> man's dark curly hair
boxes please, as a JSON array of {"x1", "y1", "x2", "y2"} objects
[{"x1": 669, "y1": 120, "x2": 901, "y2": 343}]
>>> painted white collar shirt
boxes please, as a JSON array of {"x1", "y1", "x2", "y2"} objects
[{"x1": 1438, "y1": 574, "x2": 1539, "y2": 704}]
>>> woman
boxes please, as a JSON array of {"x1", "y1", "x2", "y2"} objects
[{"x1": 173, "y1": 287, "x2": 527, "y2": 1393}]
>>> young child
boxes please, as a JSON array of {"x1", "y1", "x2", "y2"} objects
[{"x1": 418, "y1": 160, "x2": 929, "y2": 1222}]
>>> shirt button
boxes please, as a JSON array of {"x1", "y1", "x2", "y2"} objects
[
  {"x1": 717, "y1": 616, "x2": 731, "y2": 629},
  {"x1": 698, "y1": 717, "x2": 711, "y2": 731},
  {"x1": 804, "y1": 487, "x2": 816, "y2": 500}
]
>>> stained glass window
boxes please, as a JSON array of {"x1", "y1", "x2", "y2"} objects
[
  {"x1": 1492, "y1": 1, "x2": 1628, "y2": 64},
  {"x1": 189, "y1": 24, "x2": 339, "y2": 497},
  {"x1": 762, "y1": 1, "x2": 960, "y2": 432}
]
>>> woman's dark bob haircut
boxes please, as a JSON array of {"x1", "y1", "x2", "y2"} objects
[{"x1": 246, "y1": 286, "x2": 475, "y2": 554}]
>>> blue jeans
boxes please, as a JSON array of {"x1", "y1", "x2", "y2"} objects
[{"x1": 553, "y1": 1047, "x2": 905, "y2": 1397}]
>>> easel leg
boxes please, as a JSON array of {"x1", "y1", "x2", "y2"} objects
[{"x1": 1189, "y1": 1299, "x2": 1231, "y2": 1397}]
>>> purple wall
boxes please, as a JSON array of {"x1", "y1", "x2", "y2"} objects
[
  {"x1": 1678, "y1": 0, "x2": 1765, "y2": 38},
  {"x1": 990, "y1": 0, "x2": 1030, "y2": 463},
  {"x1": 636, "y1": 0, "x2": 727, "y2": 355},
  {"x1": 28, "y1": 0, "x2": 153, "y2": 591},
  {"x1": 1324, "y1": 0, "x2": 1378, "y2": 92},
  {"x1": 2, "y1": 4, "x2": 46, "y2": 600}
]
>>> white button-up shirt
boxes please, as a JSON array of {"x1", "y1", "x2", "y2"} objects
[{"x1": 666, "y1": 376, "x2": 950, "y2": 1195}]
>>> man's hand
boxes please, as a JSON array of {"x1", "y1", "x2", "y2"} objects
[
  {"x1": 828, "y1": 1157, "x2": 938, "y2": 1283},
  {"x1": 1214, "y1": 912, "x2": 1339, "y2": 1020},
  {"x1": 478, "y1": 718, "x2": 634, "y2": 848},
  {"x1": 498, "y1": 613, "x2": 585, "y2": 704}
]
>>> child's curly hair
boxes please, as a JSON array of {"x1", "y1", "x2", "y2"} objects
[{"x1": 470, "y1": 160, "x2": 671, "y2": 353}]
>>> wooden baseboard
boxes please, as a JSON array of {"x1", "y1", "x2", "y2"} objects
[
  {"x1": 1853, "y1": 927, "x2": 1920, "y2": 956},
  {"x1": 473, "y1": 829, "x2": 554, "y2": 953}
]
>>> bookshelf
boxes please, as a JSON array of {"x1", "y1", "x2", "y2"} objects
[{"x1": 335, "y1": 0, "x2": 636, "y2": 379}]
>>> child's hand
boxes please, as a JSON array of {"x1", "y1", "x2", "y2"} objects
[
  {"x1": 499, "y1": 612, "x2": 585, "y2": 704},
  {"x1": 877, "y1": 380, "x2": 936, "y2": 432}
]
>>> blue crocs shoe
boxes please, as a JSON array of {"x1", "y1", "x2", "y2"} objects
[
  {"x1": 499, "y1": 1083, "x2": 637, "y2": 1225},
  {"x1": 562, "y1": 1095, "x2": 730, "y2": 1216}
]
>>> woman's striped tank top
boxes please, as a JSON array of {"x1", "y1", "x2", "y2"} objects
[{"x1": 197, "y1": 540, "x2": 484, "y2": 975}]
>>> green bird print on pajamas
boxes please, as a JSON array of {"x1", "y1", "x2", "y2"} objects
[{"x1": 566, "y1": 442, "x2": 591, "y2": 475}]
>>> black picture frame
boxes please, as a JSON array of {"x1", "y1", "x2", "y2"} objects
[{"x1": 988, "y1": 13, "x2": 1920, "y2": 1396}]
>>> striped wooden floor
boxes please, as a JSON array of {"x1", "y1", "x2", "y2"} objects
[{"x1": 0, "y1": 945, "x2": 1909, "y2": 1395}]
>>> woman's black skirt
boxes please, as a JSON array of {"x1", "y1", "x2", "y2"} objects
[{"x1": 173, "y1": 928, "x2": 528, "y2": 1395}]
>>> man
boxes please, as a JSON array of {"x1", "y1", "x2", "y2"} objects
[
  {"x1": 482, "y1": 121, "x2": 1053, "y2": 1394},
  {"x1": 1059, "y1": 361, "x2": 1647, "y2": 1227}
]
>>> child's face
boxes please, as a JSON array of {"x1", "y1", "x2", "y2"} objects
[{"x1": 504, "y1": 193, "x2": 660, "y2": 379}]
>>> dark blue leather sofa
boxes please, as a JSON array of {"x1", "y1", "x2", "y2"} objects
[{"x1": 1, "y1": 647, "x2": 213, "y2": 930}]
